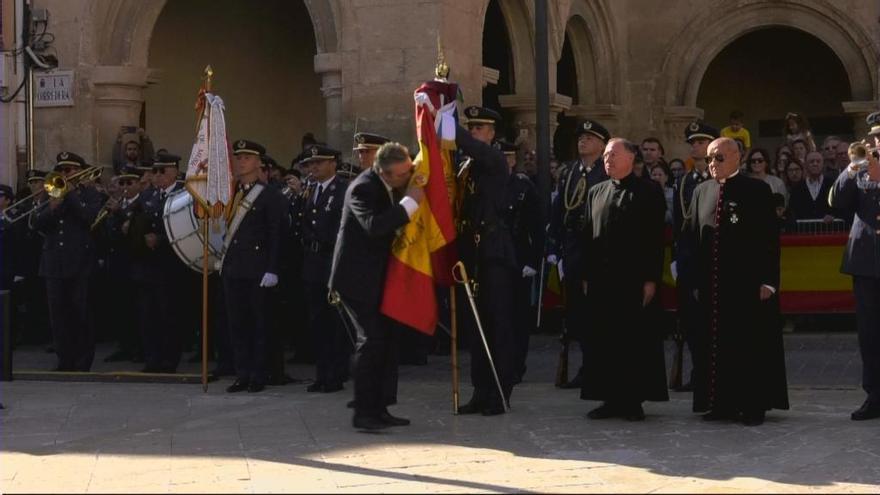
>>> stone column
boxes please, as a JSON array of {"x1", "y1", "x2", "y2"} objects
[
  {"x1": 660, "y1": 105, "x2": 705, "y2": 162},
  {"x1": 842, "y1": 100, "x2": 880, "y2": 139},
  {"x1": 91, "y1": 65, "x2": 150, "y2": 169},
  {"x1": 499, "y1": 93, "x2": 572, "y2": 151},
  {"x1": 314, "y1": 52, "x2": 343, "y2": 150}
]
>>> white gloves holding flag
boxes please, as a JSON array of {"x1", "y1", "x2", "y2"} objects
[
  {"x1": 259, "y1": 272, "x2": 279, "y2": 288},
  {"x1": 546, "y1": 254, "x2": 558, "y2": 265},
  {"x1": 522, "y1": 266, "x2": 537, "y2": 278}
]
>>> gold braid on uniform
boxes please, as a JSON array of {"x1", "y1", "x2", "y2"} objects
[
  {"x1": 678, "y1": 175, "x2": 692, "y2": 221},
  {"x1": 562, "y1": 165, "x2": 587, "y2": 223}
]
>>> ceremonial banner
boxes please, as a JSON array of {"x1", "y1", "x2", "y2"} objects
[
  {"x1": 380, "y1": 81, "x2": 459, "y2": 334},
  {"x1": 185, "y1": 90, "x2": 232, "y2": 216}
]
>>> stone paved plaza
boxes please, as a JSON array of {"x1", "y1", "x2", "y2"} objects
[{"x1": 2, "y1": 334, "x2": 879, "y2": 493}]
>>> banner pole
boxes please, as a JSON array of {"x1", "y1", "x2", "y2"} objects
[{"x1": 450, "y1": 286, "x2": 459, "y2": 414}]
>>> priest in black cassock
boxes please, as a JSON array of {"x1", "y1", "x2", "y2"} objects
[
  {"x1": 580, "y1": 138, "x2": 669, "y2": 421},
  {"x1": 684, "y1": 137, "x2": 788, "y2": 426}
]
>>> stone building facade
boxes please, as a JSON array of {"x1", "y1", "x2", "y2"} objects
[{"x1": 1, "y1": 0, "x2": 878, "y2": 187}]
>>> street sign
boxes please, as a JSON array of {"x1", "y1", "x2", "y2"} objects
[{"x1": 34, "y1": 70, "x2": 75, "y2": 107}]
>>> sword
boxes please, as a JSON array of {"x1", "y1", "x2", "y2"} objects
[
  {"x1": 452, "y1": 261, "x2": 509, "y2": 412},
  {"x1": 535, "y1": 258, "x2": 546, "y2": 329},
  {"x1": 327, "y1": 290, "x2": 358, "y2": 349}
]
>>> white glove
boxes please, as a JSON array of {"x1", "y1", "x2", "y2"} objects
[
  {"x1": 670, "y1": 261, "x2": 678, "y2": 281},
  {"x1": 13, "y1": 276, "x2": 25, "y2": 283},
  {"x1": 259, "y1": 272, "x2": 279, "y2": 288},
  {"x1": 522, "y1": 266, "x2": 537, "y2": 278},
  {"x1": 546, "y1": 254, "x2": 558, "y2": 265},
  {"x1": 557, "y1": 259, "x2": 565, "y2": 281}
]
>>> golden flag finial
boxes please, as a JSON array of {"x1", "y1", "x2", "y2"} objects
[
  {"x1": 435, "y1": 36, "x2": 449, "y2": 81},
  {"x1": 204, "y1": 65, "x2": 214, "y2": 91}
]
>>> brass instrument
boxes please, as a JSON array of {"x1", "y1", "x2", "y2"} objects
[
  {"x1": 2, "y1": 166, "x2": 104, "y2": 224},
  {"x1": 90, "y1": 186, "x2": 128, "y2": 230},
  {"x1": 2, "y1": 190, "x2": 47, "y2": 223}
]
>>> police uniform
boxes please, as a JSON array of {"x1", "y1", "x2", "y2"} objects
[
  {"x1": 498, "y1": 140, "x2": 543, "y2": 383},
  {"x1": 11, "y1": 171, "x2": 51, "y2": 344},
  {"x1": 455, "y1": 106, "x2": 518, "y2": 415},
  {"x1": 261, "y1": 154, "x2": 285, "y2": 190},
  {"x1": 547, "y1": 119, "x2": 610, "y2": 388},
  {"x1": 672, "y1": 121, "x2": 719, "y2": 391},
  {"x1": 285, "y1": 155, "x2": 313, "y2": 364},
  {"x1": 222, "y1": 140, "x2": 289, "y2": 392},
  {"x1": 353, "y1": 132, "x2": 390, "y2": 173},
  {"x1": 30, "y1": 152, "x2": 103, "y2": 371},
  {"x1": 0, "y1": 184, "x2": 15, "y2": 291},
  {"x1": 829, "y1": 111, "x2": 880, "y2": 420},
  {"x1": 300, "y1": 144, "x2": 350, "y2": 393}
]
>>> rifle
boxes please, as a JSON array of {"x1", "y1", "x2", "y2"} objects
[
  {"x1": 554, "y1": 326, "x2": 570, "y2": 388},
  {"x1": 668, "y1": 326, "x2": 684, "y2": 390}
]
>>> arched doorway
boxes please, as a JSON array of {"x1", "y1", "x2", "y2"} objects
[
  {"x1": 697, "y1": 27, "x2": 853, "y2": 151},
  {"x1": 481, "y1": 0, "x2": 516, "y2": 141},
  {"x1": 554, "y1": 30, "x2": 578, "y2": 161},
  {"x1": 145, "y1": 0, "x2": 325, "y2": 165}
]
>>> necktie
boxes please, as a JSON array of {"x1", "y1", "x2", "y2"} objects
[
  {"x1": 159, "y1": 191, "x2": 167, "y2": 203},
  {"x1": 313, "y1": 184, "x2": 323, "y2": 204}
]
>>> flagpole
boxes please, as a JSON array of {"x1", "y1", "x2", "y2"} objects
[
  {"x1": 450, "y1": 287, "x2": 459, "y2": 414},
  {"x1": 200, "y1": 65, "x2": 214, "y2": 393}
]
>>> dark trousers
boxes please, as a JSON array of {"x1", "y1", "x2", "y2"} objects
[
  {"x1": 676, "y1": 280, "x2": 701, "y2": 384},
  {"x1": 46, "y1": 275, "x2": 94, "y2": 371},
  {"x1": 513, "y1": 274, "x2": 536, "y2": 381},
  {"x1": 854, "y1": 276, "x2": 880, "y2": 401},
  {"x1": 223, "y1": 276, "x2": 269, "y2": 385},
  {"x1": 210, "y1": 275, "x2": 235, "y2": 374},
  {"x1": 107, "y1": 274, "x2": 139, "y2": 355},
  {"x1": 265, "y1": 285, "x2": 287, "y2": 382},
  {"x1": 469, "y1": 261, "x2": 517, "y2": 404},
  {"x1": 13, "y1": 276, "x2": 50, "y2": 345},
  {"x1": 307, "y1": 282, "x2": 349, "y2": 387},
  {"x1": 347, "y1": 296, "x2": 399, "y2": 417},
  {"x1": 136, "y1": 280, "x2": 180, "y2": 371},
  {"x1": 563, "y1": 272, "x2": 587, "y2": 376}
]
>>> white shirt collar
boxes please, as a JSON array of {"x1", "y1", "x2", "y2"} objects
[
  {"x1": 162, "y1": 183, "x2": 176, "y2": 195},
  {"x1": 316, "y1": 175, "x2": 336, "y2": 190}
]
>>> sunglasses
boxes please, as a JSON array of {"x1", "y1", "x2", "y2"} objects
[
  {"x1": 704, "y1": 153, "x2": 726, "y2": 164},
  {"x1": 749, "y1": 157, "x2": 765, "y2": 163}
]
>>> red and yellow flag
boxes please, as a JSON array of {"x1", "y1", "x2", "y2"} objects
[{"x1": 380, "y1": 81, "x2": 459, "y2": 334}]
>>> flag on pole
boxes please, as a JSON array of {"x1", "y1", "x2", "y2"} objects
[
  {"x1": 185, "y1": 77, "x2": 232, "y2": 217},
  {"x1": 379, "y1": 81, "x2": 459, "y2": 335}
]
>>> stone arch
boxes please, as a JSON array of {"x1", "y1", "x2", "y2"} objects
[
  {"x1": 480, "y1": 0, "x2": 536, "y2": 95},
  {"x1": 657, "y1": 0, "x2": 877, "y2": 108},
  {"x1": 561, "y1": 0, "x2": 620, "y2": 105}
]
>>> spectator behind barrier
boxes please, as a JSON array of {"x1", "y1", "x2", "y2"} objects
[{"x1": 746, "y1": 148, "x2": 788, "y2": 203}]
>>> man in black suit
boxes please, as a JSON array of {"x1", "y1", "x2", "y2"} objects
[
  {"x1": 684, "y1": 137, "x2": 788, "y2": 426},
  {"x1": 546, "y1": 119, "x2": 609, "y2": 389},
  {"x1": 300, "y1": 144, "x2": 350, "y2": 393},
  {"x1": 329, "y1": 142, "x2": 423, "y2": 431},
  {"x1": 580, "y1": 138, "x2": 668, "y2": 421},
  {"x1": 829, "y1": 114, "x2": 880, "y2": 421},
  {"x1": 30, "y1": 152, "x2": 103, "y2": 371},
  {"x1": 221, "y1": 140, "x2": 288, "y2": 393},
  {"x1": 789, "y1": 151, "x2": 835, "y2": 222}
]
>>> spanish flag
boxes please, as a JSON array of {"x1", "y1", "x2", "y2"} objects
[{"x1": 379, "y1": 81, "x2": 459, "y2": 335}]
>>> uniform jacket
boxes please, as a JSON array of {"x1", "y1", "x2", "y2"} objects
[
  {"x1": 31, "y1": 186, "x2": 103, "y2": 279},
  {"x1": 673, "y1": 169, "x2": 711, "y2": 286},
  {"x1": 221, "y1": 182, "x2": 288, "y2": 280},
  {"x1": 329, "y1": 169, "x2": 410, "y2": 306},
  {"x1": 505, "y1": 172, "x2": 543, "y2": 271},
  {"x1": 128, "y1": 183, "x2": 183, "y2": 283},
  {"x1": 301, "y1": 175, "x2": 348, "y2": 284},
  {"x1": 829, "y1": 169, "x2": 880, "y2": 278}
]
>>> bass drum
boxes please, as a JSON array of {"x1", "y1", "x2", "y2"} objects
[{"x1": 163, "y1": 190, "x2": 226, "y2": 273}]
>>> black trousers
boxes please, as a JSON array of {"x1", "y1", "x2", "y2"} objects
[
  {"x1": 347, "y1": 296, "x2": 399, "y2": 417},
  {"x1": 676, "y1": 280, "x2": 701, "y2": 385},
  {"x1": 563, "y1": 272, "x2": 587, "y2": 376},
  {"x1": 13, "y1": 276, "x2": 50, "y2": 345},
  {"x1": 469, "y1": 261, "x2": 517, "y2": 404},
  {"x1": 307, "y1": 282, "x2": 349, "y2": 387},
  {"x1": 136, "y1": 279, "x2": 181, "y2": 371},
  {"x1": 223, "y1": 276, "x2": 270, "y2": 384},
  {"x1": 45, "y1": 275, "x2": 94, "y2": 371},
  {"x1": 513, "y1": 273, "x2": 536, "y2": 381},
  {"x1": 854, "y1": 276, "x2": 880, "y2": 401},
  {"x1": 107, "y1": 273, "x2": 139, "y2": 354}
]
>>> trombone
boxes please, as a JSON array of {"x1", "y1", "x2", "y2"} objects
[{"x1": 1, "y1": 166, "x2": 104, "y2": 224}]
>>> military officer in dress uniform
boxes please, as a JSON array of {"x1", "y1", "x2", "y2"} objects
[
  {"x1": 102, "y1": 166, "x2": 144, "y2": 362},
  {"x1": 547, "y1": 119, "x2": 610, "y2": 389},
  {"x1": 221, "y1": 140, "x2": 288, "y2": 393},
  {"x1": 455, "y1": 106, "x2": 518, "y2": 416},
  {"x1": 353, "y1": 132, "x2": 390, "y2": 174},
  {"x1": 672, "y1": 120, "x2": 719, "y2": 392},
  {"x1": 497, "y1": 140, "x2": 543, "y2": 383},
  {"x1": 300, "y1": 144, "x2": 350, "y2": 393},
  {"x1": 30, "y1": 152, "x2": 103, "y2": 371},
  {"x1": 829, "y1": 112, "x2": 880, "y2": 421},
  {"x1": 285, "y1": 156, "x2": 313, "y2": 364}
]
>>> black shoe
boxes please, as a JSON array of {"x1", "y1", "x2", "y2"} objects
[
  {"x1": 226, "y1": 380, "x2": 248, "y2": 393},
  {"x1": 323, "y1": 383, "x2": 344, "y2": 393},
  {"x1": 248, "y1": 383, "x2": 265, "y2": 393},
  {"x1": 481, "y1": 403, "x2": 506, "y2": 416},
  {"x1": 701, "y1": 410, "x2": 738, "y2": 421},
  {"x1": 851, "y1": 399, "x2": 880, "y2": 421},
  {"x1": 379, "y1": 410, "x2": 411, "y2": 426},
  {"x1": 353, "y1": 415, "x2": 390, "y2": 431},
  {"x1": 457, "y1": 399, "x2": 485, "y2": 415},
  {"x1": 346, "y1": 399, "x2": 356, "y2": 409},
  {"x1": 306, "y1": 382, "x2": 324, "y2": 393},
  {"x1": 103, "y1": 349, "x2": 131, "y2": 362},
  {"x1": 586, "y1": 402, "x2": 619, "y2": 420},
  {"x1": 673, "y1": 381, "x2": 694, "y2": 392},
  {"x1": 742, "y1": 411, "x2": 765, "y2": 426},
  {"x1": 623, "y1": 405, "x2": 645, "y2": 422}
]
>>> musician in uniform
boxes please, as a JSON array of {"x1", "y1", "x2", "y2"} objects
[
  {"x1": 11, "y1": 170, "x2": 50, "y2": 345},
  {"x1": 455, "y1": 106, "x2": 518, "y2": 416},
  {"x1": 260, "y1": 155, "x2": 284, "y2": 189},
  {"x1": 285, "y1": 156, "x2": 313, "y2": 364},
  {"x1": 30, "y1": 152, "x2": 103, "y2": 371},
  {"x1": 330, "y1": 142, "x2": 423, "y2": 430},
  {"x1": 547, "y1": 119, "x2": 610, "y2": 389},
  {"x1": 301, "y1": 144, "x2": 350, "y2": 393},
  {"x1": 0, "y1": 185, "x2": 14, "y2": 291},
  {"x1": 671, "y1": 120, "x2": 719, "y2": 392},
  {"x1": 497, "y1": 140, "x2": 543, "y2": 383},
  {"x1": 829, "y1": 111, "x2": 880, "y2": 421},
  {"x1": 684, "y1": 137, "x2": 788, "y2": 426},
  {"x1": 221, "y1": 140, "x2": 288, "y2": 393},
  {"x1": 353, "y1": 132, "x2": 390, "y2": 174}
]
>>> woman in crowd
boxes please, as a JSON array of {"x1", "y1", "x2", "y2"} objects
[
  {"x1": 746, "y1": 148, "x2": 788, "y2": 202},
  {"x1": 649, "y1": 162, "x2": 674, "y2": 226},
  {"x1": 667, "y1": 158, "x2": 685, "y2": 183},
  {"x1": 775, "y1": 148, "x2": 793, "y2": 177},
  {"x1": 784, "y1": 159, "x2": 805, "y2": 192},
  {"x1": 783, "y1": 112, "x2": 816, "y2": 151}
]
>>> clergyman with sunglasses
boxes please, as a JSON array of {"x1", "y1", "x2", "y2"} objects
[{"x1": 682, "y1": 137, "x2": 788, "y2": 426}]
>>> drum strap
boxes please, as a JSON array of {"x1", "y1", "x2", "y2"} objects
[{"x1": 218, "y1": 183, "x2": 265, "y2": 273}]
